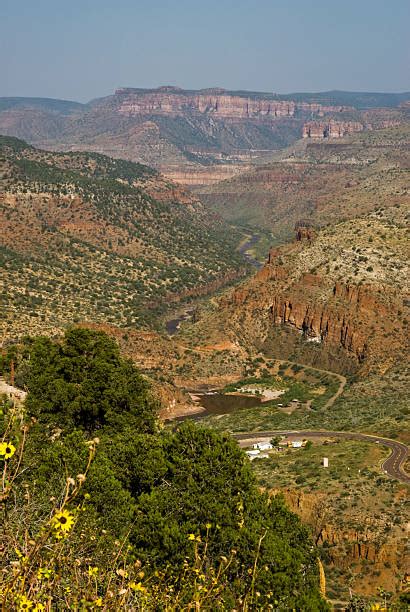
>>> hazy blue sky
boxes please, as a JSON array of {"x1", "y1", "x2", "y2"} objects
[{"x1": 1, "y1": 0, "x2": 409, "y2": 102}]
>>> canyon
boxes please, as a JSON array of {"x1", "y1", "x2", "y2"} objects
[
  {"x1": 195, "y1": 123, "x2": 410, "y2": 240},
  {"x1": 215, "y1": 207, "x2": 409, "y2": 376},
  {"x1": 1, "y1": 87, "x2": 409, "y2": 187},
  {"x1": 0, "y1": 135, "x2": 249, "y2": 341}
]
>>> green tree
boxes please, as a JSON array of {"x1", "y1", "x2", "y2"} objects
[
  {"x1": 24, "y1": 328, "x2": 157, "y2": 434},
  {"x1": 132, "y1": 422, "x2": 328, "y2": 609}
]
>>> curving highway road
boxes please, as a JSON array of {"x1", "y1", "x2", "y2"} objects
[{"x1": 232, "y1": 430, "x2": 410, "y2": 484}]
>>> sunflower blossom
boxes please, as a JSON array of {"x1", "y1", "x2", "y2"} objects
[
  {"x1": 37, "y1": 567, "x2": 52, "y2": 580},
  {"x1": 18, "y1": 595, "x2": 33, "y2": 610},
  {"x1": 0, "y1": 441, "x2": 16, "y2": 459},
  {"x1": 130, "y1": 582, "x2": 147, "y2": 593},
  {"x1": 51, "y1": 509, "x2": 75, "y2": 533}
]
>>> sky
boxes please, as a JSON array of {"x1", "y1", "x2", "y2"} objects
[{"x1": 1, "y1": 0, "x2": 409, "y2": 102}]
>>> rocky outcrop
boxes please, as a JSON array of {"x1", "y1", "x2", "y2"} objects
[
  {"x1": 295, "y1": 224, "x2": 316, "y2": 241},
  {"x1": 268, "y1": 287, "x2": 368, "y2": 362},
  {"x1": 273, "y1": 488, "x2": 408, "y2": 591},
  {"x1": 162, "y1": 164, "x2": 248, "y2": 186},
  {"x1": 219, "y1": 220, "x2": 408, "y2": 374},
  {"x1": 303, "y1": 120, "x2": 364, "y2": 139},
  {"x1": 116, "y1": 87, "x2": 353, "y2": 120}
]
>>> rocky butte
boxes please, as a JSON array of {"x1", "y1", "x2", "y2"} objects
[{"x1": 303, "y1": 120, "x2": 364, "y2": 139}]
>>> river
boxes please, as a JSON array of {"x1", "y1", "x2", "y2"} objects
[
  {"x1": 193, "y1": 392, "x2": 263, "y2": 416},
  {"x1": 237, "y1": 233, "x2": 264, "y2": 270},
  {"x1": 165, "y1": 233, "x2": 262, "y2": 336}
]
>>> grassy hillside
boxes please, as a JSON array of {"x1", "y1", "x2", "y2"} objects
[{"x1": 0, "y1": 136, "x2": 248, "y2": 339}]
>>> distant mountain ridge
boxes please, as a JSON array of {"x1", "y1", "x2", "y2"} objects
[
  {"x1": 3, "y1": 88, "x2": 410, "y2": 108},
  {"x1": 0, "y1": 97, "x2": 84, "y2": 113},
  {"x1": 1, "y1": 87, "x2": 409, "y2": 176}
]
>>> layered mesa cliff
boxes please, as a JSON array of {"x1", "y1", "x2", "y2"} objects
[
  {"x1": 302, "y1": 115, "x2": 405, "y2": 139},
  {"x1": 115, "y1": 87, "x2": 353, "y2": 119},
  {"x1": 1, "y1": 87, "x2": 408, "y2": 178},
  {"x1": 303, "y1": 120, "x2": 364, "y2": 139},
  {"x1": 217, "y1": 208, "x2": 409, "y2": 375}
]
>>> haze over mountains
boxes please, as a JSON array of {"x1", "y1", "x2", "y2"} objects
[{"x1": 1, "y1": 87, "x2": 409, "y2": 185}]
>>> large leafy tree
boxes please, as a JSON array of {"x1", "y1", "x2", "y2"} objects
[
  {"x1": 132, "y1": 422, "x2": 327, "y2": 610},
  {"x1": 24, "y1": 328, "x2": 157, "y2": 433}
]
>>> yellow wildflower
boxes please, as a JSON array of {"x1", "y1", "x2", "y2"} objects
[
  {"x1": 188, "y1": 533, "x2": 195, "y2": 540},
  {"x1": 130, "y1": 582, "x2": 147, "y2": 594},
  {"x1": 94, "y1": 598, "x2": 103, "y2": 607},
  {"x1": 33, "y1": 605, "x2": 45, "y2": 611},
  {"x1": 0, "y1": 441, "x2": 16, "y2": 459},
  {"x1": 37, "y1": 567, "x2": 52, "y2": 580},
  {"x1": 18, "y1": 595, "x2": 33, "y2": 610},
  {"x1": 88, "y1": 566, "x2": 99, "y2": 577},
  {"x1": 51, "y1": 509, "x2": 75, "y2": 533},
  {"x1": 206, "y1": 522, "x2": 212, "y2": 529}
]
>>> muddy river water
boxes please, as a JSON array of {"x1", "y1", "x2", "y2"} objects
[{"x1": 189, "y1": 392, "x2": 263, "y2": 417}]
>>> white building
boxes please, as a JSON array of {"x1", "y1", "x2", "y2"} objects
[
  {"x1": 252, "y1": 442, "x2": 273, "y2": 451},
  {"x1": 246, "y1": 449, "x2": 260, "y2": 457}
]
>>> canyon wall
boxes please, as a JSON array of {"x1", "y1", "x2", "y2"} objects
[
  {"x1": 162, "y1": 164, "x2": 249, "y2": 186},
  {"x1": 303, "y1": 120, "x2": 364, "y2": 139},
  {"x1": 273, "y1": 488, "x2": 408, "y2": 596},
  {"x1": 116, "y1": 88, "x2": 353, "y2": 120},
  {"x1": 218, "y1": 220, "x2": 408, "y2": 375}
]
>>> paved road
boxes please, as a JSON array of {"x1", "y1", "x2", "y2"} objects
[{"x1": 232, "y1": 430, "x2": 410, "y2": 484}]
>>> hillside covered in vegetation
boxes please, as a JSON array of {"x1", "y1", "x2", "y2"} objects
[{"x1": 0, "y1": 136, "x2": 248, "y2": 339}]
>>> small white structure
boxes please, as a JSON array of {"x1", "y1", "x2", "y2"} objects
[
  {"x1": 246, "y1": 449, "x2": 260, "y2": 457},
  {"x1": 252, "y1": 442, "x2": 273, "y2": 451},
  {"x1": 323, "y1": 457, "x2": 329, "y2": 468},
  {"x1": 292, "y1": 440, "x2": 303, "y2": 448},
  {"x1": 254, "y1": 453, "x2": 269, "y2": 460}
]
